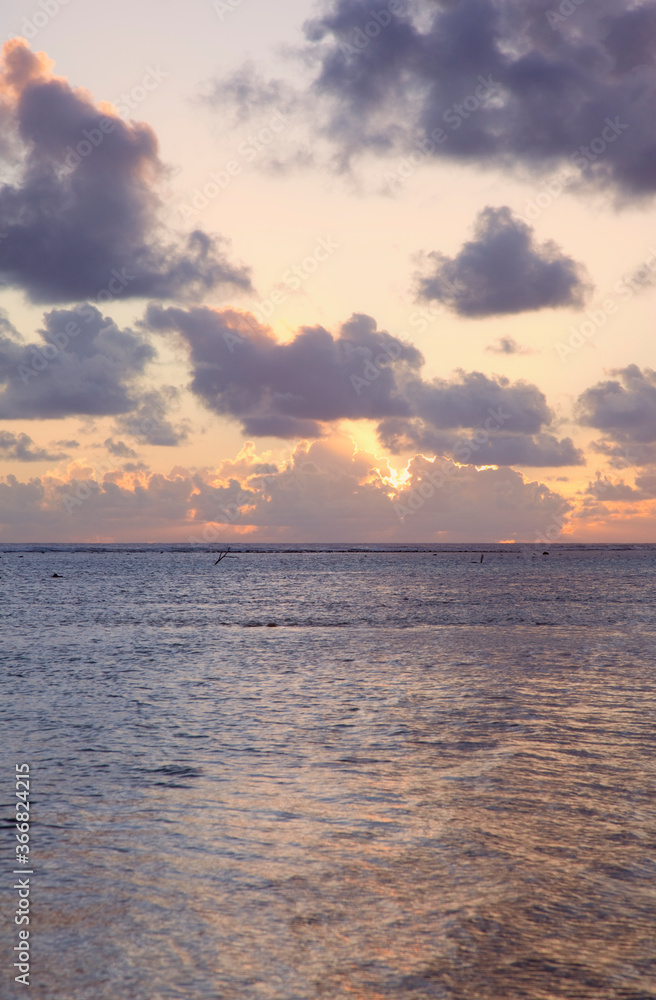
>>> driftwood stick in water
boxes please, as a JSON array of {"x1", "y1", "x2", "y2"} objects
[{"x1": 214, "y1": 548, "x2": 231, "y2": 565}]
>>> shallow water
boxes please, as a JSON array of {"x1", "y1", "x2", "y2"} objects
[{"x1": 2, "y1": 544, "x2": 656, "y2": 998}]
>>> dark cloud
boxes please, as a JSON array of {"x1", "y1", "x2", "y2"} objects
[
  {"x1": 51, "y1": 439, "x2": 80, "y2": 449},
  {"x1": 0, "y1": 39, "x2": 250, "y2": 303},
  {"x1": 224, "y1": 0, "x2": 656, "y2": 196},
  {"x1": 584, "y1": 477, "x2": 645, "y2": 502},
  {"x1": 377, "y1": 418, "x2": 584, "y2": 467},
  {"x1": 590, "y1": 438, "x2": 656, "y2": 468},
  {"x1": 145, "y1": 305, "x2": 582, "y2": 466},
  {"x1": 416, "y1": 207, "x2": 590, "y2": 316},
  {"x1": 103, "y1": 438, "x2": 138, "y2": 459},
  {"x1": 602, "y1": 4, "x2": 656, "y2": 76},
  {"x1": 486, "y1": 336, "x2": 531, "y2": 355},
  {"x1": 576, "y1": 365, "x2": 656, "y2": 464},
  {"x1": 581, "y1": 467, "x2": 656, "y2": 503},
  {"x1": 113, "y1": 388, "x2": 191, "y2": 447},
  {"x1": 145, "y1": 306, "x2": 423, "y2": 438},
  {"x1": 0, "y1": 305, "x2": 155, "y2": 419},
  {"x1": 122, "y1": 461, "x2": 150, "y2": 473},
  {"x1": 0, "y1": 430, "x2": 66, "y2": 462},
  {"x1": 0, "y1": 303, "x2": 192, "y2": 450},
  {"x1": 407, "y1": 369, "x2": 551, "y2": 434}
]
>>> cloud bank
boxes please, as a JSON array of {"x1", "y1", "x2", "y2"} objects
[{"x1": 0, "y1": 438, "x2": 573, "y2": 543}]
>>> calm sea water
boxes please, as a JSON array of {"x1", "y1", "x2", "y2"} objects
[{"x1": 2, "y1": 543, "x2": 656, "y2": 1000}]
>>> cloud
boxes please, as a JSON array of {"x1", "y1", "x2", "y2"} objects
[
  {"x1": 378, "y1": 370, "x2": 584, "y2": 465},
  {"x1": 590, "y1": 439, "x2": 656, "y2": 468},
  {"x1": 122, "y1": 461, "x2": 150, "y2": 473},
  {"x1": 0, "y1": 305, "x2": 155, "y2": 419},
  {"x1": 0, "y1": 430, "x2": 67, "y2": 462},
  {"x1": 634, "y1": 470, "x2": 656, "y2": 498},
  {"x1": 144, "y1": 306, "x2": 423, "y2": 438},
  {"x1": 576, "y1": 365, "x2": 656, "y2": 464},
  {"x1": 51, "y1": 439, "x2": 80, "y2": 449},
  {"x1": 145, "y1": 305, "x2": 582, "y2": 465},
  {"x1": 201, "y1": 63, "x2": 299, "y2": 126},
  {"x1": 486, "y1": 336, "x2": 532, "y2": 355},
  {"x1": 188, "y1": 438, "x2": 572, "y2": 540},
  {"x1": 391, "y1": 452, "x2": 572, "y2": 539},
  {"x1": 416, "y1": 207, "x2": 590, "y2": 316},
  {"x1": 0, "y1": 39, "x2": 251, "y2": 303},
  {"x1": 103, "y1": 438, "x2": 138, "y2": 459},
  {"x1": 408, "y1": 369, "x2": 551, "y2": 433},
  {"x1": 0, "y1": 438, "x2": 573, "y2": 543},
  {"x1": 577, "y1": 364, "x2": 656, "y2": 440},
  {"x1": 378, "y1": 418, "x2": 584, "y2": 467},
  {"x1": 112, "y1": 388, "x2": 191, "y2": 446},
  {"x1": 583, "y1": 476, "x2": 648, "y2": 502},
  {"x1": 222, "y1": 0, "x2": 656, "y2": 197}
]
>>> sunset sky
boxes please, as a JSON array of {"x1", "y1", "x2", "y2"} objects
[{"x1": 2, "y1": 0, "x2": 656, "y2": 542}]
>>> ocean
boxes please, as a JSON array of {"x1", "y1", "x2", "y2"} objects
[{"x1": 2, "y1": 543, "x2": 656, "y2": 999}]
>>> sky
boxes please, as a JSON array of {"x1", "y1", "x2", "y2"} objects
[{"x1": 1, "y1": 0, "x2": 656, "y2": 543}]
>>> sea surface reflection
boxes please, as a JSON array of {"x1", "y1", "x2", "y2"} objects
[{"x1": 2, "y1": 545, "x2": 655, "y2": 998}]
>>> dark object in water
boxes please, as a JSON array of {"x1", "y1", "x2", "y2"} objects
[
  {"x1": 52, "y1": 573, "x2": 62, "y2": 578},
  {"x1": 543, "y1": 551, "x2": 549, "y2": 555},
  {"x1": 214, "y1": 547, "x2": 230, "y2": 565},
  {"x1": 266, "y1": 622, "x2": 277, "y2": 627}
]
